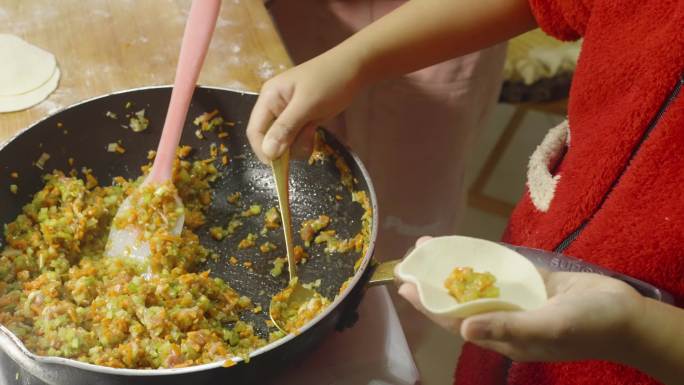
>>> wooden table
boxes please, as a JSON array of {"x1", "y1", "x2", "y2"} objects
[{"x1": 0, "y1": 0, "x2": 291, "y2": 142}]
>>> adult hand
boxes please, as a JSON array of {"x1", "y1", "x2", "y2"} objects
[{"x1": 396, "y1": 236, "x2": 645, "y2": 363}]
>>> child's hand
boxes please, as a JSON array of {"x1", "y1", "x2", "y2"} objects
[
  {"x1": 246, "y1": 51, "x2": 365, "y2": 163},
  {"x1": 396, "y1": 237, "x2": 646, "y2": 364}
]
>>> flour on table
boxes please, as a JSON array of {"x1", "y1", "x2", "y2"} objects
[
  {"x1": 216, "y1": 18, "x2": 237, "y2": 27},
  {"x1": 35, "y1": 98, "x2": 64, "y2": 115},
  {"x1": 257, "y1": 61, "x2": 275, "y2": 80},
  {"x1": 92, "y1": 9, "x2": 111, "y2": 18}
]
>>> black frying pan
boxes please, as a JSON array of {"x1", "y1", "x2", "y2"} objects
[{"x1": 0, "y1": 86, "x2": 378, "y2": 385}]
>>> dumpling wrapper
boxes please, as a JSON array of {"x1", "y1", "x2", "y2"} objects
[
  {"x1": 395, "y1": 236, "x2": 547, "y2": 318},
  {"x1": 0, "y1": 67, "x2": 60, "y2": 113},
  {"x1": 0, "y1": 34, "x2": 57, "y2": 96}
]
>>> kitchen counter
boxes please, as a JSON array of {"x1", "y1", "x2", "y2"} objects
[{"x1": 0, "y1": 0, "x2": 291, "y2": 141}]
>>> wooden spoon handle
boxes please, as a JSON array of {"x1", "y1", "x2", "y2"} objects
[
  {"x1": 272, "y1": 150, "x2": 297, "y2": 280},
  {"x1": 148, "y1": 0, "x2": 221, "y2": 183}
]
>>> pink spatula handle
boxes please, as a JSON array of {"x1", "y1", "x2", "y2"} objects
[{"x1": 148, "y1": 0, "x2": 221, "y2": 183}]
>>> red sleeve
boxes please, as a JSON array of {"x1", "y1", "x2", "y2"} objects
[{"x1": 528, "y1": 0, "x2": 594, "y2": 41}]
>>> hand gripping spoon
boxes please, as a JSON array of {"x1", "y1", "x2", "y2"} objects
[{"x1": 105, "y1": 0, "x2": 221, "y2": 265}]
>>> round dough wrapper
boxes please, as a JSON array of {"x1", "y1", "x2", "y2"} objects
[
  {"x1": 0, "y1": 34, "x2": 57, "y2": 96},
  {"x1": 0, "y1": 67, "x2": 61, "y2": 113},
  {"x1": 395, "y1": 236, "x2": 548, "y2": 318}
]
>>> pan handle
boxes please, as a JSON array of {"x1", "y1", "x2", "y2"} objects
[
  {"x1": 504, "y1": 243, "x2": 675, "y2": 304},
  {"x1": 367, "y1": 246, "x2": 416, "y2": 286},
  {"x1": 368, "y1": 259, "x2": 400, "y2": 286},
  {"x1": 335, "y1": 258, "x2": 399, "y2": 330}
]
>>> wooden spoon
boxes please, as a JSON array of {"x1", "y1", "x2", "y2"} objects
[{"x1": 269, "y1": 150, "x2": 317, "y2": 333}]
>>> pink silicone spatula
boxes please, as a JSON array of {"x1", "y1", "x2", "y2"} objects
[{"x1": 105, "y1": 0, "x2": 221, "y2": 262}]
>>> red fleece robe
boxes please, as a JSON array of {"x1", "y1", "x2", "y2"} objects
[{"x1": 454, "y1": 0, "x2": 684, "y2": 384}]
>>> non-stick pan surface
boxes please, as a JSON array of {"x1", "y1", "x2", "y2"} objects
[{"x1": 0, "y1": 86, "x2": 377, "y2": 385}]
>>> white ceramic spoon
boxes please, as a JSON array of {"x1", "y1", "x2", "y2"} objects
[
  {"x1": 394, "y1": 235, "x2": 548, "y2": 318},
  {"x1": 105, "y1": 0, "x2": 221, "y2": 263}
]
